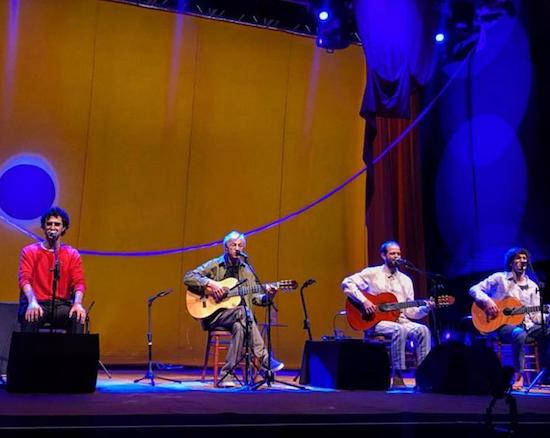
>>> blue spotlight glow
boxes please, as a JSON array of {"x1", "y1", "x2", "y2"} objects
[
  {"x1": 0, "y1": 155, "x2": 57, "y2": 221},
  {"x1": 318, "y1": 10, "x2": 329, "y2": 21},
  {"x1": 435, "y1": 33, "x2": 446, "y2": 43}
]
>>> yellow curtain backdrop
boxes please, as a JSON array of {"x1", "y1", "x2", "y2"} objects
[{"x1": 0, "y1": 0, "x2": 367, "y2": 367}]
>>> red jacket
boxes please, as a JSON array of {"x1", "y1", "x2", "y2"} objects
[{"x1": 18, "y1": 242, "x2": 86, "y2": 301}]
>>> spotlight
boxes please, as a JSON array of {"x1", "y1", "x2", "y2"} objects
[
  {"x1": 435, "y1": 32, "x2": 446, "y2": 43},
  {"x1": 318, "y1": 10, "x2": 329, "y2": 21},
  {"x1": 311, "y1": 0, "x2": 354, "y2": 51}
]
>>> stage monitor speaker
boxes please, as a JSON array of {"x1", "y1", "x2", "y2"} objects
[
  {"x1": 7, "y1": 331, "x2": 99, "y2": 393},
  {"x1": 415, "y1": 341, "x2": 502, "y2": 395},
  {"x1": 0, "y1": 302, "x2": 19, "y2": 375},
  {"x1": 300, "y1": 339, "x2": 390, "y2": 390}
]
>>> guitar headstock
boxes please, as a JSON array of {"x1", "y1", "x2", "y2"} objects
[
  {"x1": 277, "y1": 280, "x2": 298, "y2": 291},
  {"x1": 435, "y1": 295, "x2": 455, "y2": 307}
]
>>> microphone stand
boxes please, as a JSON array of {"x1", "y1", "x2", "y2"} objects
[
  {"x1": 300, "y1": 279, "x2": 316, "y2": 341},
  {"x1": 398, "y1": 261, "x2": 446, "y2": 346},
  {"x1": 216, "y1": 278, "x2": 254, "y2": 388},
  {"x1": 293, "y1": 279, "x2": 316, "y2": 382},
  {"x1": 244, "y1": 255, "x2": 305, "y2": 391},
  {"x1": 134, "y1": 289, "x2": 181, "y2": 386},
  {"x1": 85, "y1": 301, "x2": 112, "y2": 379},
  {"x1": 49, "y1": 236, "x2": 60, "y2": 333},
  {"x1": 526, "y1": 264, "x2": 547, "y2": 393}
]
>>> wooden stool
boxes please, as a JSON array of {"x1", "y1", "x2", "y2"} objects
[
  {"x1": 494, "y1": 339, "x2": 540, "y2": 383},
  {"x1": 201, "y1": 330, "x2": 250, "y2": 386},
  {"x1": 202, "y1": 330, "x2": 232, "y2": 386}
]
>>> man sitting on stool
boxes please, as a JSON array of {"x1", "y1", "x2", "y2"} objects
[
  {"x1": 18, "y1": 206, "x2": 87, "y2": 334},
  {"x1": 469, "y1": 247, "x2": 548, "y2": 391},
  {"x1": 184, "y1": 231, "x2": 283, "y2": 387},
  {"x1": 341, "y1": 240, "x2": 434, "y2": 388}
]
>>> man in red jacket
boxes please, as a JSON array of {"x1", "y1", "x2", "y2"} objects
[{"x1": 18, "y1": 206, "x2": 87, "y2": 333}]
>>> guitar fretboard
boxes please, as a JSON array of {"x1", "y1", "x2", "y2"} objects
[
  {"x1": 225, "y1": 283, "x2": 276, "y2": 298},
  {"x1": 507, "y1": 304, "x2": 549, "y2": 316},
  {"x1": 380, "y1": 300, "x2": 426, "y2": 311}
]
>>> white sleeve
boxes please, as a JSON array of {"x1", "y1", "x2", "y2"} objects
[{"x1": 341, "y1": 269, "x2": 370, "y2": 303}]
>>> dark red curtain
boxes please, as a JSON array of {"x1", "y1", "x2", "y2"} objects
[
  {"x1": 364, "y1": 96, "x2": 427, "y2": 295},
  {"x1": 355, "y1": 1, "x2": 437, "y2": 295}
]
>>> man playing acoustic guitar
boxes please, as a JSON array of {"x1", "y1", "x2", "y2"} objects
[
  {"x1": 469, "y1": 247, "x2": 548, "y2": 391},
  {"x1": 341, "y1": 241, "x2": 434, "y2": 388},
  {"x1": 184, "y1": 231, "x2": 284, "y2": 387}
]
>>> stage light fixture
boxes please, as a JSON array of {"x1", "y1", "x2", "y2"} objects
[
  {"x1": 311, "y1": 0, "x2": 354, "y2": 51},
  {"x1": 318, "y1": 10, "x2": 329, "y2": 21}
]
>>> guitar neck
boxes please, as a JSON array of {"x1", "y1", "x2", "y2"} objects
[
  {"x1": 226, "y1": 283, "x2": 272, "y2": 298},
  {"x1": 391, "y1": 299, "x2": 426, "y2": 310},
  {"x1": 511, "y1": 304, "x2": 547, "y2": 315}
]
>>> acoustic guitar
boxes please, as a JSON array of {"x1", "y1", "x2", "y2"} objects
[
  {"x1": 186, "y1": 277, "x2": 298, "y2": 319},
  {"x1": 471, "y1": 296, "x2": 548, "y2": 334},
  {"x1": 346, "y1": 291, "x2": 455, "y2": 331}
]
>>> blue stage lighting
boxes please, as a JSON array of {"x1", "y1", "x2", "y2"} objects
[
  {"x1": 435, "y1": 32, "x2": 446, "y2": 43},
  {"x1": 0, "y1": 155, "x2": 57, "y2": 221},
  {"x1": 312, "y1": 0, "x2": 354, "y2": 51}
]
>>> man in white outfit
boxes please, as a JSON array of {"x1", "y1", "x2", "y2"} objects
[{"x1": 341, "y1": 240, "x2": 434, "y2": 388}]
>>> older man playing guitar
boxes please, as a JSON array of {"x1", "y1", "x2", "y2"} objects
[{"x1": 184, "y1": 231, "x2": 296, "y2": 387}]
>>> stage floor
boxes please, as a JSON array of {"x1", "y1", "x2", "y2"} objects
[{"x1": 1, "y1": 368, "x2": 550, "y2": 436}]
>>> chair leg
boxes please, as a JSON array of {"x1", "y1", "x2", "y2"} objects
[
  {"x1": 213, "y1": 335, "x2": 220, "y2": 386},
  {"x1": 201, "y1": 332, "x2": 212, "y2": 381}
]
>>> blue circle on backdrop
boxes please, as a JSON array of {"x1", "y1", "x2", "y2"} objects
[{"x1": 0, "y1": 164, "x2": 56, "y2": 220}]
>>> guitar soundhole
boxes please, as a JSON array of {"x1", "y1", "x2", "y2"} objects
[{"x1": 362, "y1": 313, "x2": 374, "y2": 322}]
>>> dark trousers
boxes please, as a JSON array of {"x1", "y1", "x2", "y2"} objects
[
  {"x1": 497, "y1": 323, "x2": 550, "y2": 372},
  {"x1": 19, "y1": 300, "x2": 85, "y2": 334}
]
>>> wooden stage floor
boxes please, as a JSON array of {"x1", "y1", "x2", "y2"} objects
[{"x1": 1, "y1": 368, "x2": 550, "y2": 437}]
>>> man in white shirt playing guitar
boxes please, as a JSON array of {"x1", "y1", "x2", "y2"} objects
[
  {"x1": 342, "y1": 240, "x2": 434, "y2": 388},
  {"x1": 469, "y1": 247, "x2": 548, "y2": 390}
]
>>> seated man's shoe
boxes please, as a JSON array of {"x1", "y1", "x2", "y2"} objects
[
  {"x1": 261, "y1": 357, "x2": 285, "y2": 373},
  {"x1": 391, "y1": 370, "x2": 407, "y2": 389},
  {"x1": 512, "y1": 372, "x2": 524, "y2": 391},
  {"x1": 216, "y1": 375, "x2": 239, "y2": 388},
  {"x1": 391, "y1": 375, "x2": 407, "y2": 389},
  {"x1": 270, "y1": 358, "x2": 285, "y2": 372}
]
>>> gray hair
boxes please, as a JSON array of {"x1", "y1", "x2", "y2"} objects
[{"x1": 223, "y1": 231, "x2": 246, "y2": 249}]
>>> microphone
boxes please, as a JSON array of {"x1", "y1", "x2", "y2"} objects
[
  {"x1": 393, "y1": 258, "x2": 411, "y2": 267},
  {"x1": 303, "y1": 278, "x2": 316, "y2": 288},
  {"x1": 47, "y1": 230, "x2": 59, "y2": 240},
  {"x1": 236, "y1": 250, "x2": 249, "y2": 259},
  {"x1": 148, "y1": 288, "x2": 173, "y2": 302}
]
